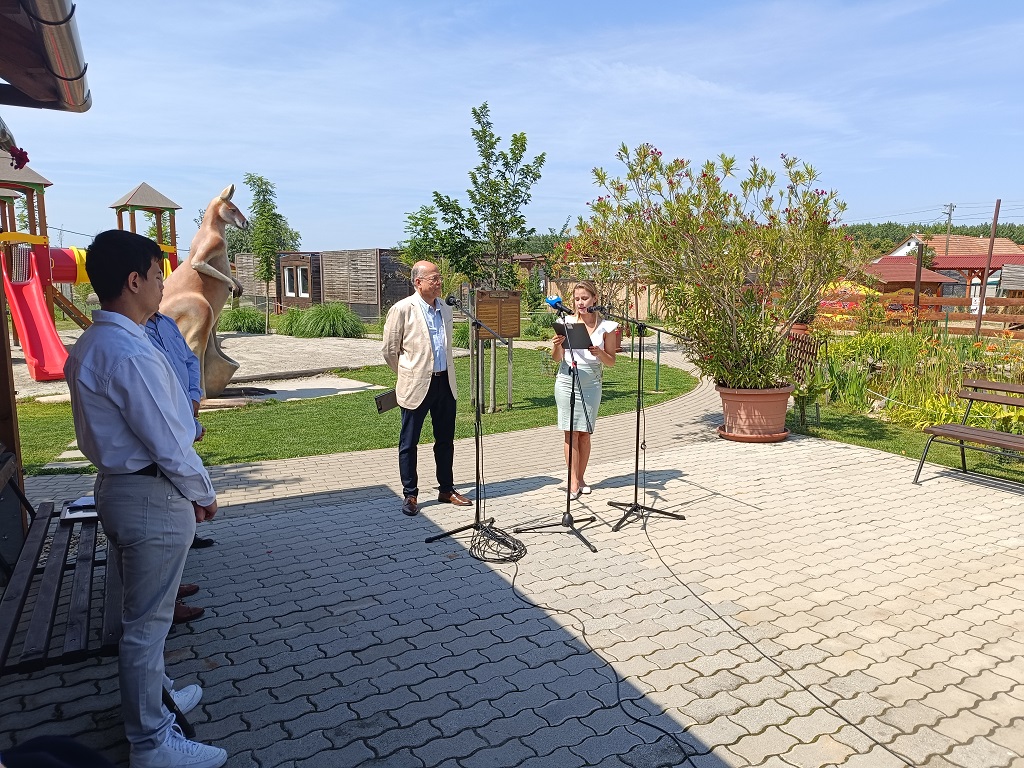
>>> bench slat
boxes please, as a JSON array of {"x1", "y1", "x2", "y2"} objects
[
  {"x1": 20, "y1": 520, "x2": 74, "y2": 668},
  {"x1": 63, "y1": 521, "x2": 97, "y2": 657},
  {"x1": 958, "y1": 390, "x2": 1024, "y2": 408},
  {"x1": 963, "y1": 378, "x2": 1024, "y2": 396},
  {"x1": 101, "y1": 542, "x2": 123, "y2": 654},
  {"x1": 0, "y1": 501, "x2": 54, "y2": 670},
  {"x1": 924, "y1": 423, "x2": 1024, "y2": 451}
]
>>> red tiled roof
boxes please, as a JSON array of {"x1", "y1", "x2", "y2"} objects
[
  {"x1": 906, "y1": 233, "x2": 1024, "y2": 257},
  {"x1": 931, "y1": 255, "x2": 1024, "y2": 271},
  {"x1": 877, "y1": 249, "x2": 1024, "y2": 272},
  {"x1": 863, "y1": 262, "x2": 956, "y2": 284}
]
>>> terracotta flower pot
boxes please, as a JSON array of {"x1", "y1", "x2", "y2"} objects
[
  {"x1": 790, "y1": 323, "x2": 809, "y2": 336},
  {"x1": 715, "y1": 384, "x2": 794, "y2": 443}
]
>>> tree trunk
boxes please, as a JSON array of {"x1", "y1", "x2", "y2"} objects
[{"x1": 265, "y1": 281, "x2": 271, "y2": 333}]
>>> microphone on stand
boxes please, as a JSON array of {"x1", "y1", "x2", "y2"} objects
[
  {"x1": 585, "y1": 305, "x2": 608, "y2": 314},
  {"x1": 445, "y1": 295, "x2": 459, "y2": 306},
  {"x1": 545, "y1": 296, "x2": 571, "y2": 314}
]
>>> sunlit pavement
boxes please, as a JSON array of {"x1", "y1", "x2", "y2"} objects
[{"x1": 3, "y1": 343, "x2": 1022, "y2": 768}]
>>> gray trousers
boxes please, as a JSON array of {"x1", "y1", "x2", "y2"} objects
[{"x1": 95, "y1": 472, "x2": 195, "y2": 751}]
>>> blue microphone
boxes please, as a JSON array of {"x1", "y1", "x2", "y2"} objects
[{"x1": 545, "y1": 296, "x2": 570, "y2": 314}]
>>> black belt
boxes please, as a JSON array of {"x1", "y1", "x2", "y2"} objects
[
  {"x1": 431, "y1": 370, "x2": 448, "y2": 377},
  {"x1": 131, "y1": 463, "x2": 161, "y2": 477}
]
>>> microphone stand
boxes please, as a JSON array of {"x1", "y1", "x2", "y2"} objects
[
  {"x1": 425, "y1": 296, "x2": 500, "y2": 544},
  {"x1": 514, "y1": 303, "x2": 598, "y2": 552},
  {"x1": 599, "y1": 307, "x2": 688, "y2": 532}
]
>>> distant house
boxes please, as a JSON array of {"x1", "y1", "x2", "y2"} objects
[
  {"x1": 1000, "y1": 264, "x2": 1024, "y2": 298},
  {"x1": 234, "y1": 249, "x2": 411, "y2": 319},
  {"x1": 884, "y1": 234, "x2": 1024, "y2": 297},
  {"x1": 862, "y1": 258, "x2": 956, "y2": 296}
]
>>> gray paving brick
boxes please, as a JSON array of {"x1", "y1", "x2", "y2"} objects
[
  {"x1": 218, "y1": 722, "x2": 289, "y2": 757},
  {"x1": 518, "y1": 716, "x2": 596, "y2": 757},
  {"x1": 517, "y1": 745, "x2": 590, "y2": 768},
  {"x1": 460, "y1": 737, "x2": 538, "y2": 768},
  {"x1": 411, "y1": 727, "x2": 490, "y2": 765},
  {"x1": 620, "y1": 735, "x2": 695, "y2": 768},
  {"x1": 364, "y1": 718, "x2": 444, "y2": 757},
  {"x1": 253, "y1": 730, "x2": 332, "y2": 767},
  {"x1": 535, "y1": 690, "x2": 605, "y2": 728},
  {"x1": 348, "y1": 685, "x2": 419, "y2": 720},
  {"x1": 382, "y1": 692, "x2": 452, "y2": 729},
  {"x1": 243, "y1": 695, "x2": 314, "y2": 730},
  {"x1": 431, "y1": 699, "x2": 502, "y2": 737}
]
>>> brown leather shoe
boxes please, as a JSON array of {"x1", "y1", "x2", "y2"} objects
[
  {"x1": 402, "y1": 496, "x2": 418, "y2": 516},
  {"x1": 177, "y1": 583, "x2": 199, "y2": 599},
  {"x1": 172, "y1": 600, "x2": 205, "y2": 624},
  {"x1": 438, "y1": 491, "x2": 472, "y2": 506}
]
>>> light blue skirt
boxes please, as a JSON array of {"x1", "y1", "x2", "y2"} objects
[{"x1": 554, "y1": 362, "x2": 602, "y2": 433}]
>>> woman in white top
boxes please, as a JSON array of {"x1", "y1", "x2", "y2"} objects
[{"x1": 551, "y1": 280, "x2": 618, "y2": 499}]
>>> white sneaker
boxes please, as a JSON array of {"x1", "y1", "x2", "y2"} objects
[
  {"x1": 170, "y1": 684, "x2": 202, "y2": 715},
  {"x1": 131, "y1": 724, "x2": 227, "y2": 768}
]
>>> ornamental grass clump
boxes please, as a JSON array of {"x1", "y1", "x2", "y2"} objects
[
  {"x1": 218, "y1": 306, "x2": 265, "y2": 334},
  {"x1": 586, "y1": 144, "x2": 862, "y2": 390},
  {"x1": 278, "y1": 303, "x2": 366, "y2": 338}
]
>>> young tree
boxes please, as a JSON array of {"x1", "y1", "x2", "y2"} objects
[
  {"x1": 246, "y1": 173, "x2": 284, "y2": 333},
  {"x1": 142, "y1": 211, "x2": 173, "y2": 246},
  {"x1": 424, "y1": 102, "x2": 546, "y2": 411}
]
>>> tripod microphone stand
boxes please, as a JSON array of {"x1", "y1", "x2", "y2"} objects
[
  {"x1": 426, "y1": 296, "x2": 500, "y2": 546},
  {"x1": 514, "y1": 304, "x2": 598, "y2": 553},
  {"x1": 600, "y1": 308, "x2": 687, "y2": 532}
]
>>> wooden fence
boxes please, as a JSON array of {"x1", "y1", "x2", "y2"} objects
[{"x1": 818, "y1": 293, "x2": 1024, "y2": 339}]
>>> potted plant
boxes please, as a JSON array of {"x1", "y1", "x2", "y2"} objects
[{"x1": 585, "y1": 145, "x2": 859, "y2": 441}]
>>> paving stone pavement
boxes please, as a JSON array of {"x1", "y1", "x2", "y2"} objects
[{"x1": 2, "y1": 343, "x2": 1023, "y2": 768}]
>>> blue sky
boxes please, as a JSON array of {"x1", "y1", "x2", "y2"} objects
[{"x1": 5, "y1": 0, "x2": 1023, "y2": 253}]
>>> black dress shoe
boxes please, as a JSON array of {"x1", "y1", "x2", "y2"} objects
[
  {"x1": 191, "y1": 535, "x2": 216, "y2": 549},
  {"x1": 402, "y1": 496, "x2": 418, "y2": 516}
]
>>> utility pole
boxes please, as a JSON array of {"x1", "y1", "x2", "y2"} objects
[
  {"x1": 942, "y1": 202, "x2": 955, "y2": 260},
  {"x1": 973, "y1": 199, "x2": 1001, "y2": 339}
]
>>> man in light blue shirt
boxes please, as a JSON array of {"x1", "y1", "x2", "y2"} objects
[
  {"x1": 64, "y1": 230, "x2": 226, "y2": 768},
  {"x1": 145, "y1": 311, "x2": 203, "y2": 441},
  {"x1": 145, "y1": 309, "x2": 212, "y2": 619}
]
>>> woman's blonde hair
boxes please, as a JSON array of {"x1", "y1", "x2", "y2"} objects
[{"x1": 571, "y1": 280, "x2": 599, "y2": 306}]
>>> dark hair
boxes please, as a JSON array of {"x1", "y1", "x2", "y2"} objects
[{"x1": 86, "y1": 230, "x2": 162, "y2": 303}]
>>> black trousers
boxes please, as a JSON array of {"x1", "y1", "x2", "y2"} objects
[{"x1": 399, "y1": 375, "x2": 457, "y2": 498}]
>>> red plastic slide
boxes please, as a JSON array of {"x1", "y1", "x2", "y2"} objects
[{"x1": 2, "y1": 245, "x2": 69, "y2": 381}]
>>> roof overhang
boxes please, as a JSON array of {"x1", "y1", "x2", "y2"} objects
[{"x1": 0, "y1": 0, "x2": 91, "y2": 148}]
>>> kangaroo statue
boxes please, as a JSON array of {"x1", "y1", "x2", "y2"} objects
[{"x1": 160, "y1": 184, "x2": 248, "y2": 398}]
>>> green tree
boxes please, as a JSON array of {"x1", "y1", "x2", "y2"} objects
[
  {"x1": 431, "y1": 102, "x2": 546, "y2": 289},
  {"x1": 413, "y1": 103, "x2": 545, "y2": 412},
  {"x1": 142, "y1": 211, "x2": 173, "y2": 246},
  {"x1": 245, "y1": 173, "x2": 285, "y2": 333}
]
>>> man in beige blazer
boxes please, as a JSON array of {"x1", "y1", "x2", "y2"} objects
[{"x1": 382, "y1": 260, "x2": 472, "y2": 516}]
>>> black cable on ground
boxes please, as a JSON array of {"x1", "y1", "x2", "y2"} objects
[{"x1": 631, "y1": 391, "x2": 913, "y2": 766}]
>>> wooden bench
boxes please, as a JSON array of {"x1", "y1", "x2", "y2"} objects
[
  {"x1": 913, "y1": 378, "x2": 1024, "y2": 484},
  {"x1": 0, "y1": 453, "x2": 193, "y2": 735}
]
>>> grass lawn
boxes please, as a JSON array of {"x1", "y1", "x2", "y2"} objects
[
  {"x1": 18, "y1": 399, "x2": 78, "y2": 474},
  {"x1": 790, "y1": 404, "x2": 1024, "y2": 484},
  {"x1": 18, "y1": 348, "x2": 697, "y2": 472}
]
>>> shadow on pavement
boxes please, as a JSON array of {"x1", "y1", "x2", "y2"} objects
[{"x1": 0, "y1": 483, "x2": 732, "y2": 767}]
